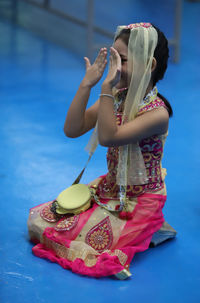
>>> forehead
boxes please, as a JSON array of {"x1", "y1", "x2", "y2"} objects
[{"x1": 113, "y1": 39, "x2": 128, "y2": 56}]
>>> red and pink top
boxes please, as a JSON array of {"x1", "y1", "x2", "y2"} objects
[{"x1": 97, "y1": 88, "x2": 168, "y2": 199}]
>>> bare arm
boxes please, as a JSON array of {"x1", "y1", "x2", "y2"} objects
[
  {"x1": 98, "y1": 91, "x2": 169, "y2": 147},
  {"x1": 64, "y1": 48, "x2": 107, "y2": 138},
  {"x1": 64, "y1": 83, "x2": 100, "y2": 137}
]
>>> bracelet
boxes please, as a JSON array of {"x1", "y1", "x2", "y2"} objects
[{"x1": 99, "y1": 94, "x2": 114, "y2": 100}]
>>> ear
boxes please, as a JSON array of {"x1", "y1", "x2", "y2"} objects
[{"x1": 151, "y1": 57, "x2": 157, "y2": 72}]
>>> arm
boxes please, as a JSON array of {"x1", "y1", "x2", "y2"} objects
[
  {"x1": 64, "y1": 83, "x2": 99, "y2": 138},
  {"x1": 97, "y1": 47, "x2": 169, "y2": 147},
  {"x1": 98, "y1": 95, "x2": 169, "y2": 147},
  {"x1": 64, "y1": 48, "x2": 107, "y2": 138}
]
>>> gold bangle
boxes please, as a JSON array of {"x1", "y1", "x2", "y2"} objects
[{"x1": 99, "y1": 94, "x2": 114, "y2": 100}]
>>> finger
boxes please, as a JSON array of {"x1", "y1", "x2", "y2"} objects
[
  {"x1": 110, "y1": 47, "x2": 117, "y2": 65},
  {"x1": 96, "y1": 48, "x2": 107, "y2": 65},
  {"x1": 84, "y1": 57, "x2": 91, "y2": 69},
  {"x1": 99, "y1": 51, "x2": 107, "y2": 65},
  {"x1": 110, "y1": 47, "x2": 119, "y2": 58},
  {"x1": 95, "y1": 48, "x2": 104, "y2": 62},
  {"x1": 110, "y1": 47, "x2": 118, "y2": 62},
  {"x1": 110, "y1": 47, "x2": 116, "y2": 56},
  {"x1": 109, "y1": 55, "x2": 113, "y2": 69},
  {"x1": 102, "y1": 48, "x2": 107, "y2": 62},
  {"x1": 99, "y1": 59, "x2": 107, "y2": 73},
  {"x1": 110, "y1": 47, "x2": 121, "y2": 70},
  {"x1": 94, "y1": 50, "x2": 107, "y2": 74}
]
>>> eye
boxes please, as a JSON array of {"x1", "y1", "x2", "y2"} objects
[{"x1": 121, "y1": 58, "x2": 127, "y2": 63}]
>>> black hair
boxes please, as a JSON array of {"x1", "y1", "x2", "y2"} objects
[{"x1": 115, "y1": 25, "x2": 173, "y2": 117}]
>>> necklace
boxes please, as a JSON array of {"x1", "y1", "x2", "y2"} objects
[
  {"x1": 140, "y1": 86, "x2": 158, "y2": 106},
  {"x1": 113, "y1": 88, "x2": 128, "y2": 113},
  {"x1": 114, "y1": 86, "x2": 158, "y2": 114}
]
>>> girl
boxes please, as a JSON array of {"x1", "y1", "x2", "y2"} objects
[{"x1": 28, "y1": 22, "x2": 176, "y2": 279}]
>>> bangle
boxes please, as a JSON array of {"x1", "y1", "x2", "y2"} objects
[{"x1": 99, "y1": 94, "x2": 114, "y2": 100}]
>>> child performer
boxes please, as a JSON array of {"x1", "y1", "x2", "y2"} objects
[{"x1": 28, "y1": 22, "x2": 176, "y2": 279}]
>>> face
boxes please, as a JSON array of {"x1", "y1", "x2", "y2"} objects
[{"x1": 113, "y1": 38, "x2": 129, "y2": 89}]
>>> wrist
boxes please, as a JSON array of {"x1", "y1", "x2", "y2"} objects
[
  {"x1": 80, "y1": 79, "x2": 93, "y2": 89},
  {"x1": 99, "y1": 93, "x2": 114, "y2": 101},
  {"x1": 101, "y1": 81, "x2": 113, "y2": 92}
]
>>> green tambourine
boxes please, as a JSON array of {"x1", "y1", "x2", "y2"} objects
[
  {"x1": 54, "y1": 184, "x2": 93, "y2": 215},
  {"x1": 51, "y1": 154, "x2": 125, "y2": 216}
]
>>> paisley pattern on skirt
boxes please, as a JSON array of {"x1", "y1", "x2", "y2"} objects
[
  {"x1": 85, "y1": 216, "x2": 113, "y2": 253},
  {"x1": 28, "y1": 89, "x2": 169, "y2": 278}
]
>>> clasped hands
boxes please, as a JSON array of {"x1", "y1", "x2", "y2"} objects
[{"x1": 82, "y1": 47, "x2": 121, "y2": 89}]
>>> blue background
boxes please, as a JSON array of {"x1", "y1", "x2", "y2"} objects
[{"x1": 0, "y1": 1, "x2": 200, "y2": 302}]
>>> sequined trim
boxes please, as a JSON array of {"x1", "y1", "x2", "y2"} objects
[
  {"x1": 97, "y1": 90, "x2": 167, "y2": 199},
  {"x1": 55, "y1": 215, "x2": 79, "y2": 232},
  {"x1": 43, "y1": 235, "x2": 127, "y2": 267},
  {"x1": 97, "y1": 132, "x2": 164, "y2": 199},
  {"x1": 85, "y1": 217, "x2": 113, "y2": 253},
  {"x1": 140, "y1": 86, "x2": 158, "y2": 105},
  {"x1": 104, "y1": 249, "x2": 127, "y2": 265},
  {"x1": 127, "y1": 22, "x2": 152, "y2": 29},
  {"x1": 43, "y1": 236, "x2": 96, "y2": 267},
  {"x1": 138, "y1": 98, "x2": 166, "y2": 116},
  {"x1": 40, "y1": 203, "x2": 59, "y2": 223},
  {"x1": 98, "y1": 179, "x2": 164, "y2": 199}
]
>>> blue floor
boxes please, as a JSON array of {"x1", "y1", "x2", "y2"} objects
[{"x1": 0, "y1": 1, "x2": 200, "y2": 303}]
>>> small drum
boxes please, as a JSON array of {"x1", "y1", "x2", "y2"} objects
[{"x1": 54, "y1": 184, "x2": 94, "y2": 215}]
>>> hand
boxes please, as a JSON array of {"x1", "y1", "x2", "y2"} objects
[
  {"x1": 82, "y1": 48, "x2": 107, "y2": 88},
  {"x1": 103, "y1": 47, "x2": 121, "y2": 88}
]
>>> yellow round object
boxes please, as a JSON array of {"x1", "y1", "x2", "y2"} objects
[
  {"x1": 56, "y1": 184, "x2": 91, "y2": 213},
  {"x1": 55, "y1": 206, "x2": 70, "y2": 215}
]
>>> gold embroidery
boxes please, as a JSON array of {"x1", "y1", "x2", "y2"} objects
[
  {"x1": 43, "y1": 236, "x2": 127, "y2": 268},
  {"x1": 104, "y1": 249, "x2": 128, "y2": 266},
  {"x1": 143, "y1": 152, "x2": 152, "y2": 162}
]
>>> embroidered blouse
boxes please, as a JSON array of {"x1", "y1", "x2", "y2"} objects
[{"x1": 97, "y1": 87, "x2": 168, "y2": 199}]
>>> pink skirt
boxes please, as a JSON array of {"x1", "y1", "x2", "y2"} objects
[{"x1": 28, "y1": 187, "x2": 166, "y2": 278}]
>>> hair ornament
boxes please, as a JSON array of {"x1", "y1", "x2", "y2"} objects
[{"x1": 126, "y1": 22, "x2": 152, "y2": 29}]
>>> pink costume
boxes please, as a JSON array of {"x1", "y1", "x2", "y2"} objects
[{"x1": 28, "y1": 88, "x2": 174, "y2": 278}]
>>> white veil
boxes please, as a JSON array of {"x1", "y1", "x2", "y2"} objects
[
  {"x1": 115, "y1": 23, "x2": 158, "y2": 186},
  {"x1": 86, "y1": 23, "x2": 158, "y2": 194}
]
